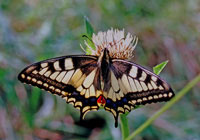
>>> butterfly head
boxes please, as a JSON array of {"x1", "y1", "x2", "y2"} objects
[{"x1": 97, "y1": 48, "x2": 110, "y2": 65}]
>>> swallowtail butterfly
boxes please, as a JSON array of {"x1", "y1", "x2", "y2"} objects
[{"x1": 18, "y1": 29, "x2": 174, "y2": 127}]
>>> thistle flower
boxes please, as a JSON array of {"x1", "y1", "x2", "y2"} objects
[{"x1": 82, "y1": 29, "x2": 138, "y2": 59}]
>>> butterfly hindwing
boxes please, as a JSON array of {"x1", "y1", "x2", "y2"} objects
[{"x1": 18, "y1": 55, "x2": 101, "y2": 118}]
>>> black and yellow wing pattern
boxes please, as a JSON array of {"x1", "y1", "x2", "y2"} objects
[
  {"x1": 18, "y1": 29, "x2": 175, "y2": 127},
  {"x1": 18, "y1": 55, "x2": 104, "y2": 120},
  {"x1": 18, "y1": 54, "x2": 174, "y2": 127},
  {"x1": 103, "y1": 59, "x2": 174, "y2": 126}
]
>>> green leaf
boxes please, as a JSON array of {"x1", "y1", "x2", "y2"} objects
[
  {"x1": 84, "y1": 16, "x2": 94, "y2": 38},
  {"x1": 153, "y1": 60, "x2": 169, "y2": 75},
  {"x1": 83, "y1": 16, "x2": 95, "y2": 55}
]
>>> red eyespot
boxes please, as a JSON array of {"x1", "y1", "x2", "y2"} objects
[{"x1": 97, "y1": 95, "x2": 106, "y2": 106}]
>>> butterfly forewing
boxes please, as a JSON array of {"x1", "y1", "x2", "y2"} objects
[{"x1": 18, "y1": 55, "x2": 102, "y2": 118}]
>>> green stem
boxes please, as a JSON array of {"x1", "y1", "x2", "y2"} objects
[
  {"x1": 125, "y1": 74, "x2": 200, "y2": 140},
  {"x1": 120, "y1": 113, "x2": 129, "y2": 140}
]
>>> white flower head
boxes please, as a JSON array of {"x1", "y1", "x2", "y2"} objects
[{"x1": 82, "y1": 28, "x2": 138, "y2": 59}]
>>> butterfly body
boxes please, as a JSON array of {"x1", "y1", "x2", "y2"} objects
[{"x1": 18, "y1": 29, "x2": 174, "y2": 127}]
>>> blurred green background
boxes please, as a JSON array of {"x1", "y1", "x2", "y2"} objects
[{"x1": 0, "y1": 0, "x2": 200, "y2": 139}]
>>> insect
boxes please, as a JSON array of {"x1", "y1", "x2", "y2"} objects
[{"x1": 18, "y1": 29, "x2": 174, "y2": 127}]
